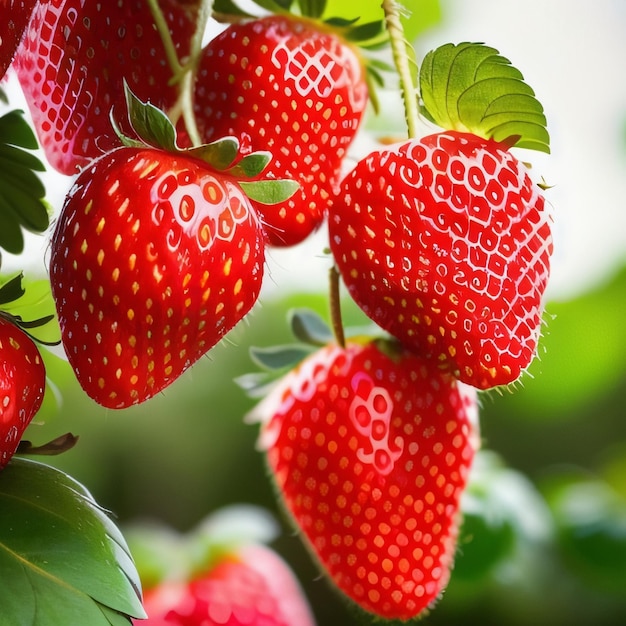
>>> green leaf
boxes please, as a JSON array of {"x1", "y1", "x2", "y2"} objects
[
  {"x1": 0, "y1": 458, "x2": 145, "y2": 624},
  {"x1": 420, "y1": 42, "x2": 550, "y2": 153},
  {"x1": 0, "y1": 110, "x2": 40, "y2": 150},
  {"x1": 289, "y1": 308, "x2": 333, "y2": 346},
  {"x1": 249, "y1": 343, "x2": 313, "y2": 371},
  {"x1": 187, "y1": 137, "x2": 240, "y2": 171},
  {"x1": 123, "y1": 82, "x2": 177, "y2": 151},
  {"x1": 0, "y1": 110, "x2": 50, "y2": 256},
  {"x1": 239, "y1": 179, "x2": 300, "y2": 204}
]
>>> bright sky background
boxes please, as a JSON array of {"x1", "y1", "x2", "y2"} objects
[{"x1": 3, "y1": 0, "x2": 625, "y2": 304}]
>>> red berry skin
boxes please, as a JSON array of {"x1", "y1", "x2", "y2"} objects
[
  {"x1": 13, "y1": 0, "x2": 198, "y2": 174},
  {"x1": 0, "y1": 0, "x2": 38, "y2": 80},
  {"x1": 329, "y1": 131, "x2": 553, "y2": 390},
  {"x1": 0, "y1": 318, "x2": 46, "y2": 470},
  {"x1": 138, "y1": 544, "x2": 316, "y2": 626},
  {"x1": 193, "y1": 15, "x2": 368, "y2": 247},
  {"x1": 249, "y1": 340, "x2": 478, "y2": 620},
  {"x1": 49, "y1": 147, "x2": 265, "y2": 409}
]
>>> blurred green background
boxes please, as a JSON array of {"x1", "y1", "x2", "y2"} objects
[{"x1": 5, "y1": 0, "x2": 626, "y2": 624}]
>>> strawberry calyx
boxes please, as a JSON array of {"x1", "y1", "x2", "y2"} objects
[
  {"x1": 0, "y1": 272, "x2": 59, "y2": 346},
  {"x1": 112, "y1": 83, "x2": 299, "y2": 205}
]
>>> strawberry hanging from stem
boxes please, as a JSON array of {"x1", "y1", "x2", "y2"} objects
[
  {"x1": 329, "y1": 5, "x2": 553, "y2": 390},
  {"x1": 49, "y1": 86, "x2": 298, "y2": 408}
]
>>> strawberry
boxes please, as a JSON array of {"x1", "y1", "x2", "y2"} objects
[
  {"x1": 138, "y1": 544, "x2": 316, "y2": 626},
  {"x1": 0, "y1": 0, "x2": 38, "y2": 80},
  {"x1": 49, "y1": 145, "x2": 266, "y2": 409},
  {"x1": 192, "y1": 14, "x2": 369, "y2": 246},
  {"x1": 12, "y1": 0, "x2": 199, "y2": 174},
  {"x1": 0, "y1": 316, "x2": 46, "y2": 470},
  {"x1": 248, "y1": 338, "x2": 478, "y2": 620},
  {"x1": 328, "y1": 131, "x2": 553, "y2": 390}
]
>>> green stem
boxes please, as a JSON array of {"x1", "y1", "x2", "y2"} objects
[
  {"x1": 145, "y1": 0, "x2": 184, "y2": 76},
  {"x1": 145, "y1": 0, "x2": 213, "y2": 147},
  {"x1": 382, "y1": 0, "x2": 420, "y2": 139},
  {"x1": 329, "y1": 265, "x2": 346, "y2": 348}
]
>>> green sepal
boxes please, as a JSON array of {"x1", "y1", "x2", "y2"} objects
[
  {"x1": 420, "y1": 42, "x2": 550, "y2": 153},
  {"x1": 0, "y1": 274, "x2": 61, "y2": 344},
  {"x1": 0, "y1": 272, "x2": 26, "y2": 305},
  {"x1": 239, "y1": 179, "x2": 299, "y2": 205},
  {"x1": 289, "y1": 308, "x2": 334, "y2": 346},
  {"x1": 0, "y1": 458, "x2": 146, "y2": 624},
  {"x1": 249, "y1": 343, "x2": 315, "y2": 371},
  {"x1": 121, "y1": 81, "x2": 178, "y2": 150},
  {"x1": 227, "y1": 151, "x2": 272, "y2": 178},
  {"x1": 187, "y1": 137, "x2": 240, "y2": 171},
  {"x1": 0, "y1": 87, "x2": 7, "y2": 104}
]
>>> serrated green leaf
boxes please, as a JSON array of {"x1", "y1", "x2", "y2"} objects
[
  {"x1": 0, "y1": 459, "x2": 145, "y2": 623},
  {"x1": 188, "y1": 137, "x2": 240, "y2": 171},
  {"x1": 420, "y1": 42, "x2": 550, "y2": 153},
  {"x1": 0, "y1": 140, "x2": 46, "y2": 171},
  {"x1": 0, "y1": 153, "x2": 47, "y2": 198},
  {"x1": 227, "y1": 151, "x2": 271, "y2": 178},
  {"x1": 124, "y1": 82, "x2": 177, "y2": 151},
  {"x1": 0, "y1": 110, "x2": 39, "y2": 150},
  {"x1": 289, "y1": 308, "x2": 333, "y2": 346},
  {"x1": 0, "y1": 177, "x2": 50, "y2": 232},
  {"x1": 239, "y1": 179, "x2": 299, "y2": 204},
  {"x1": 0, "y1": 200, "x2": 25, "y2": 254},
  {"x1": 250, "y1": 343, "x2": 313, "y2": 371},
  {"x1": 299, "y1": 0, "x2": 327, "y2": 18}
]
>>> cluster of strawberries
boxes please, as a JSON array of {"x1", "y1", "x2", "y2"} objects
[{"x1": 1, "y1": 0, "x2": 553, "y2": 623}]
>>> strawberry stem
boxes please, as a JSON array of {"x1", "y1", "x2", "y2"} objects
[
  {"x1": 145, "y1": 0, "x2": 184, "y2": 76},
  {"x1": 145, "y1": 0, "x2": 212, "y2": 147},
  {"x1": 329, "y1": 265, "x2": 346, "y2": 348},
  {"x1": 382, "y1": 0, "x2": 420, "y2": 139}
]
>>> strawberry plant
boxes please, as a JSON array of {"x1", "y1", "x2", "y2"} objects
[{"x1": 0, "y1": 0, "x2": 570, "y2": 624}]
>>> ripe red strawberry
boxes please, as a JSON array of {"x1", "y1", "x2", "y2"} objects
[
  {"x1": 137, "y1": 544, "x2": 316, "y2": 626},
  {"x1": 249, "y1": 339, "x2": 478, "y2": 620},
  {"x1": 192, "y1": 15, "x2": 368, "y2": 246},
  {"x1": 49, "y1": 146, "x2": 265, "y2": 409},
  {"x1": 0, "y1": 0, "x2": 38, "y2": 80},
  {"x1": 13, "y1": 0, "x2": 198, "y2": 174},
  {"x1": 329, "y1": 131, "x2": 553, "y2": 390},
  {"x1": 0, "y1": 316, "x2": 46, "y2": 470}
]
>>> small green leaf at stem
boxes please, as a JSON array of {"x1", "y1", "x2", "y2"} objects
[
  {"x1": 249, "y1": 344, "x2": 314, "y2": 371},
  {"x1": 123, "y1": 82, "x2": 178, "y2": 150},
  {"x1": 187, "y1": 137, "x2": 240, "y2": 171},
  {"x1": 227, "y1": 151, "x2": 272, "y2": 178},
  {"x1": 289, "y1": 308, "x2": 334, "y2": 346},
  {"x1": 239, "y1": 179, "x2": 300, "y2": 205}
]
